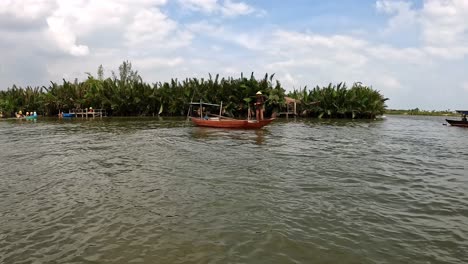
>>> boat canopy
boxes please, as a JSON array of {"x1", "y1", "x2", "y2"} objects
[
  {"x1": 456, "y1": 110, "x2": 468, "y2": 115},
  {"x1": 189, "y1": 102, "x2": 220, "y2": 107}
]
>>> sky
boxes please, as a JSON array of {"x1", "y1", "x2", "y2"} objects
[{"x1": 1, "y1": 0, "x2": 467, "y2": 110}]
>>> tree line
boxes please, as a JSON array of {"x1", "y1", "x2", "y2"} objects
[{"x1": 0, "y1": 61, "x2": 387, "y2": 119}]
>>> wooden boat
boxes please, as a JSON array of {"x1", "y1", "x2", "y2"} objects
[
  {"x1": 446, "y1": 110, "x2": 468, "y2": 127},
  {"x1": 188, "y1": 101, "x2": 274, "y2": 129},
  {"x1": 191, "y1": 117, "x2": 274, "y2": 129}
]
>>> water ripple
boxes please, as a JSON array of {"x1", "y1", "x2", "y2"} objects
[{"x1": 0, "y1": 116, "x2": 467, "y2": 263}]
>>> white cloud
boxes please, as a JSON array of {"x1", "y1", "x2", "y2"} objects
[
  {"x1": 463, "y1": 82, "x2": 468, "y2": 92},
  {"x1": 420, "y1": 0, "x2": 468, "y2": 59},
  {"x1": 46, "y1": 16, "x2": 89, "y2": 56},
  {"x1": 125, "y1": 9, "x2": 178, "y2": 46},
  {"x1": 211, "y1": 45, "x2": 222, "y2": 52},
  {"x1": 179, "y1": 0, "x2": 258, "y2": 17},
  {"x1": 182, "y1": 0, "x2": 219, "y2": 13},
  {"x1": 221, "y1": 0, "x2": 254, "y2": 17},
  {"x1": 44, "y1": 50, "x2": 185, "y2": 85},
  {"x1": 273, "y1": 31, "x2": 368, "y2": 50},
  {"x1": 423, "y1": 46, "x2": 468, "y2": 60},
  {"x1": 282, "y1": 73, "x2": 300, "y2": 88},
  {"x1": 421, "y1": 0, "x2": 467, "y2": 44},
  {"x1": 376, "y1": 0, "x2": 418, "y2": 34},
  {"x1": 132, "y1": 57, "x2": 185, "y2": 68},
  {"x1": 0, "y1": 0, "x2": 56, "y2": 21},
  {"x1": 368, "y1": 45, "x2": 427, "y2": 65},
  {"x1": 376, "y1": 0, "x2": 468, "y2": 59},
  {"x1": 0, "y1": 0, "x2": 193, "y2": 87},
  {"x1": 373, "y1": 75, "x2": 402, "y2": 91},
  {"x1": 33, "y1": 0, "x2": 189, "y2": 56},
  {"x1": 232, "y1": 33, "x2": 262, "y2": 50},
  {"x1": 244, "y1": 29, "x2": 425, "y2": 93},
  {"x1": 44, "y1": 1, "x2": 129, "y2": 56}
]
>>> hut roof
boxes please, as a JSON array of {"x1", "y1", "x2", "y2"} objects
[{"x1": 284, "y1": 97, "x2": 300, "y2": 104}]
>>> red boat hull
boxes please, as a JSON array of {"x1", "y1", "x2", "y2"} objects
[{"x1": 191, "y1": 118, "x2": 274, "y2": 129}]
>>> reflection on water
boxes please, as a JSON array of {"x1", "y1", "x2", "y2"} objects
[
  {"x1": 0, "y1": 115, "x2": 467, "y2": 264},
  {"x1": 191, "y1": 127, "x2": 266, "y2": 145},
  {"x1": 254, "y1": 129, "x2": 265, "y2": 145}
]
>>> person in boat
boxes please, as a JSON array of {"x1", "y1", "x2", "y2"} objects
[
  {"x1": 16, "y1": 110, "x2": 24, "y2": 118},
  {"x1": 462, "y1": 115, "x2": 467, "y2": 122},
  {"x1": 255, "y1": 91, "x2": 265, "y2": 121},
  {"x1": 196, "y1": 107, "x2": 206, "y2": 117}
]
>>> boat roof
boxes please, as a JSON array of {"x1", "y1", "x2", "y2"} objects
[
  {"x1": 456, "y1": 110, "x2": 468, "y2": 115},
  {"x1": 189, "y1": 102, "x2": 220, "y2": 107}
]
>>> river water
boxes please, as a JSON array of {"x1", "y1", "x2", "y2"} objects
[{"x1": 0, "y1": 115, "x2": 467, "y2": 264}]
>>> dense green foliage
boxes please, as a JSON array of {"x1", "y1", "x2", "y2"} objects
[
  {"x1": 0, "y1": 61, "x2": 387, "y2": 119},
  {"x1": 288, "y1": 82, "x2": 388, "y2": 118},
  {"x1": 0, "y1": 61, "x2": 285, "y2": 117},
  {"x1": 385, "y1": 108, "x2": 456, "y2": 116}
]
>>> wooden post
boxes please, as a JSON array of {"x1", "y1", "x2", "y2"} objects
[
  {"x1": 219, "y1": 101, "x2": 223, "y2": 118},
  {"x1": 286, "y1": 104, "x2": 289, "y2": 119}
]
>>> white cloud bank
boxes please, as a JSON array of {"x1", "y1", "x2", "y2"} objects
[
  {"x1": 1, "y1": 0, "x2": 187, "y2": 57},
  {"x1": 377, "y1": 0, "x2": 468, "y2": 59}
]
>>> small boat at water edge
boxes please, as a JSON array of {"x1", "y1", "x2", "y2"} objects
[
  {"x1": 191, "y1": 117, "x2": 274, "y2": 129},
  {"x1": 11, "y1": 115, "x2": 38, "y2": 120},
  {"x1": 62, "y1": 113, "x2": 75, "y2": 118},
  {"x1": 14, "y1": 116, "x2": 37, "y2": 120},
  {"x1": 446, "y1": 110, "x2": 468, "y2": 127},
  {"x1": 25, "y1": 115, "x2": 37, "y2": 120},
  {"x1": 14, "y1": 114, "x2": 37, "y2": 120},
  {"x1": 446, "y1": 119, "x2": 468, "y2": 127}
]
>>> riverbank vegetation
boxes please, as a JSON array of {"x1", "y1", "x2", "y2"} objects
[
  {"x1": 287, "y1": 83, "x2": 387, "y2": 119},
  {"x1": 0, "y1": 61, "x2": 387, "y2": 119},
  {"x1": 385, "y1": 108, "x2": 457, "y2": 116}
]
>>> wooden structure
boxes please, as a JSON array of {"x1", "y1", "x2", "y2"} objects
[
  {"x1": 72, "y1": 108, "x2": 106, "y2": 118},
  {"x1": 278, "y1": 97, "x2": 299, "y2": 118}
]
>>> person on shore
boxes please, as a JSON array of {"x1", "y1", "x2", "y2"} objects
[{"x1": 255, "y1": 91, "x2": 265, "y2": 121}]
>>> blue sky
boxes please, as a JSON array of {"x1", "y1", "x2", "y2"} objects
[{"x1": 1, "y1": 0, "x2": 467, "y2": 110}]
